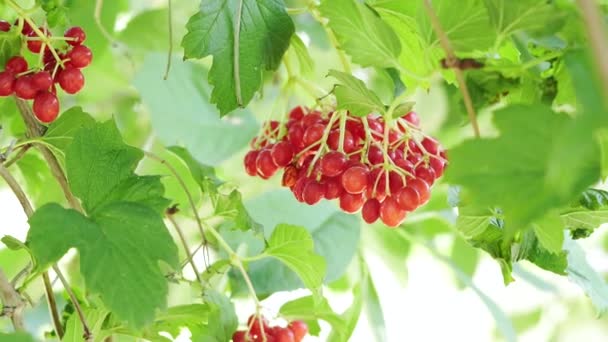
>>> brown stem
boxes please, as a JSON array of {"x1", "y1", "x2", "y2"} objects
[
  {"x1": 42, "y1": 272, "x2": 65, "y2": 338},
  {"x1": 576, "y1": 0, "x2": 608, "y2": 104},
  {"x1": 0, "y1": 268, "x2": 25, "y2": 331},
  {"x1": 14, "y1": 98, "x2": 83, "y2": 212},
  {"x1": 422, "y1": 0, "x2": 481, "y2": 138},
  {"x1": 166, "y1": 212, "x2": 204, "y2": 285},
  {"x1": 53, "y1": 265, "x2": 92, "y2": 341},
  {"x1": 3, "y1": 144, "x2": 32, "y2": 168}
]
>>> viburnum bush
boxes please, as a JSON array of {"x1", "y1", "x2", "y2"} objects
[{"x1": 0, "y1": 0, "x2": 608, "y2": 342}]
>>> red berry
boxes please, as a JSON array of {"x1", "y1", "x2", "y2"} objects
[
  {"x1": 327, "y1": 129, "x2": 357, "y2": 152},
  {"x1": 0, "y1": 20, "x2": 11, "y2": 32},
  {"x1": 339, "y1": 192, "x2": 365, "y2": 213},
  {"x1": 429, "y1": 157, "x2": 446, "y2": 178},
  {"x1": 415, "y1": 165, "x2": 436, "y2": 185},
  {"x1": 244, "y1": 150, "x2": 259, "y2": 176},
  {"x1": 288, "y1": 124, "x2": 305, "y2": 149},
  {"x1": 303, "y1": 181, "x2": 326, "y2": 205},
  {"x1": 421, "y1": 137, "x2": 439, "y2": 155},
  {"x1": 64, "y1": 26, "x2": 86, "y2": 46},
  {"x1": 5, "y1": 56, "x2": 28, "y2": 74},
  {"x1": 31, "y1": 71, "x2": 53, "y2": 91},
  {"x1": 409, "y1": 178, "x2": 431, "y2": 204},
  {"x1": 293, "y1": 177, "x2": 311, "y2": 202},
  {"x1": 232, "y1": 331, "x2": 247, "y2": 342},
  {"x1": 345, "y1": 119, "x2": 365, "y2": 139},
  {"x1": 323, "y1": 177, "x2": 343, "y2": 200},
  {"x1": 256, "y1": 149, "x2": 279, "y2": 179},
  {"x1": 380, "y1": 197, "x2": 406, "y2": 227},
  {"x1": 57, "y1": 67, "x2": 85, "y2": 94},
  {"x1": 282, "y1": 165, "x2": 298, "y2": 188},
  {"x1": 27, "y1": 28, "x2": 50, "y2": 53},
  {"x1": 388, "y1": 171, "x2": 405, "y2": 193},
  {"x1": 15, "y1": 20, "x2": 33, "y2": 35},
  {"x1": 14, "y1": 76, "x2": 37, "y2": 99},
  {"x1": 303, "y1": 123, "x2": 325, "y2": 146},
  {"x1": 320, "y1": 151, "x2": 347, "y2": 177},
  {"x1": 341, "y1": 165, "x2": 369, "y2": 194},
  {"x1": 0, "y1": 71, "x2": 15, "y2": 96},
  {"x1": 362, "y1": 199, "x2": 381, "y2": 224},
  {"x1": 289, "y1": 106, "x2": 305, "y2": 121},
  {"x1": 247, "y1": 315, "x2": 269, "y2": 336},
  {"x1": 288, "y1": 320, "x2": 308, "y2": 341},
  {"x1": 301, "y1": 112, "x2": 322, "y2": 127},
  {"x1": 271, "y1": 141, "x2": 294, "y2": 167},
  {"x1": 274, "y1": 328, "x2": 295, "y2": 342},
  {"x1": 404, "y1": 111, "x2": 420, "y2": 127},
  {"x1": 367, "y1": 145, "x2": 384, "y2": 165},
  {"x1": 33, "y1": 91, "x2": 60, "y2": 123},
  {"x1": 396, "y1": 187, "x2": 420, "y2": 211},
  {"x1": 67, "y1": 45, "x2": 93, "y2": 68}
]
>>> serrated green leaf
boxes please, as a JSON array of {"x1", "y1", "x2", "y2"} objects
[
  {"x1": 43, "y1": 107, "x2": 95, "y2": 152},
  {"x1": 66, "y1": 120, "x2": 169, "y2": 214},
  {"x1": 146, "y1": 304, "x2": 210, "y2": 342},
  {"x1": 62, "y1": 308, "x2": 110, "y2": 342},
  {"x1": 456, "y1": 205, "x2": 495, "y2": 238},
  {"x1": 181, "y1": 0, "x2": 295, "y2": 115},
  {"x1": 565, "y1": 238, "x2": 608, "y2": 316},
  {"x1": 328, "y1": 69, "x2": 386, "y2": 117},
  {"x1": 280, "y1": 295, "x2": 346, "y2": 337},
  {"x1": 0, "y1": 332, "x2": 35, "y2": 342},
  {"x1": 27, "y1": 203, "x2": 179, "y2": 328},
  {"x1": 0, "y1": 30, "x2": 21, "y2": 66},
  {"x1": 319, "y1": 0, "x2": 400, "y2": 68},
  {"x1": 288, "y1": 34, "x2": 314, "y2": 75},
  {"x1": 560, "y1": 188, "x2": 608, "y2": 238},
  {"x1": 203, "y1": 290, "x2": 238, "y2": 342},
  {"x1": 531, "y1": 213, "x2": 564, "y2": 255},
  {"x1": 264, "y1": 224, "x2": 326, "y2": 297}
]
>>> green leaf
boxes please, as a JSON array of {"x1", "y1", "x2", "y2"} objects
[
  {"x1": 0, "y1": 332, "x2": 35, "y2": 342},
  {"x1": 328, "y1": 69, "x2": 386, "y2": 117},
  {"x1": 319, "y1": 0, "x2": 401, "y2": 68},
  {"x1": 66, "y1": 120, "x2": 169, "y2": 214},
  {"x1": 27, "y1": 203, "x2": 179, "y2": 328},
  {"x1": 280, "y1": 295, "x2": 346, "y2": 337},
  {"x1": 560, "y1": 188, "x2": 608, "y2": 238},
  {"x1": 531, "y1": 213, "x2": 564, "y2": 255},
  {"x1": 146, "y1": 304, "x2": 210, "y2": 341},
  {"x1": 456, "y1": 205, "x2": 496, "y2": 239},
  {"x1": 1, "y1": 235, "x2": 27, "y2": 251},
  {"x1": 181, "y1": 0, "x2": 295, "y2": 115},
  {"x1": 327, "y1": 282, "x2": 362, "y2": 342},
  {"x1": 43, "y1": 107, "x2": 95, "y2": 152},
  {"x1": 133, "y1": 54, "x2": 258, "y2": 165},
  {"x1": 445, "y1": 104, "x2": 589, "y2": 228},
  {"x1": 0, "y1": 30, "x2": 21, "y2": 66},
  {"x1": 565, "y1": 238, "x2": 608, "y2": 316},
  {"x1": 62, "y1": 308, "x2": 110, "y2": 342},
  {"x1": 450, "y1": 235, "x2": 480, "y2": 288},
  {"x1": 202, "y1": 290, "x2": 238, "y2": 342},
  {"x1": 264, "y1": 224, "x2": 327, "y2": 297},
  {"x1": 287, "y1": 34, "x2": 314, "y2": 75}
]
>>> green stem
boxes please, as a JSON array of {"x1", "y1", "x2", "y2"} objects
[{"x1": 308, "y1": 3, "x2": 352, "y2": 74}]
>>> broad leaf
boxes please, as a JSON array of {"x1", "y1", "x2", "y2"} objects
[
  {"x1": 62, "y1": 308, "x2": 110, "y2": 342},
  {"x1": 531, "y1": 213, "x2": 564, "y2": 255},
  {"x1": 182, "y1": 0, "x2": 295, "y2": 115},
  {"x1": 146, "y1": 304, "x2": 210, "y2": 341},
  {"x1": 565, "y1": 238, "x2": 608, "y2": 316},
  {"x1": 43, "y1": 107, "x2": 95, "y2": 152},
  {"x1": 280, "y1": 295, "x2": 346, "y2": 337},
  {"x1": 202, "y1": 290, "x2": 239, "y2": 342},
  {"x1": 0, "y1": 333, "x2": 35, "y2": 342},
  {"x1": 264, "y1": 224, "x2": 326, "y2": 297},
  {"x1": 0, "y1": 30, "x2": 21, "y2": 66},
  {"x1": 319, "y1": 0, "x2": 401, "y2": 68},
  {"x1": 27, "y1": 203, "x2": 179, "y2": 328},
  {"x1": 288, "y1": 34, "x2": 315, "y2": 75},
  {"x1": 328, "y1": 70, "x2": 386, "y2": 117},
  {"x1": 561, "y1": 188, "x2": 608, "y2": 238}
]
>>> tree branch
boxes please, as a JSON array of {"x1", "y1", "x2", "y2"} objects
[
  {"x1": 0, "y1": 268, "x2": 25, "y2": 331},
  {"x1": 166, "y1": 210, "x2": 204, "y2": 286},
  {"x1": 576, "y1": 0, "x2": 608, "y2": 103},
  {"x1": 422, "y1": 0, "x2": 481, "y2": 138}
]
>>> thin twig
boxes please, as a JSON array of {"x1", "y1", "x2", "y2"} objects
[
  {"x1": 94, "y1": 0, "x2": 116, "y2": 44},
  {"x1": 42, "y1": 272, "x2": 64, "y2": 338},
  {"x1": 52, "y1": 265, "x2": 92, "y2": 341},
  {"x1": 166, "y1": 211, "x2": 204, "y2": 285},
  {"x1": 3, "y1": 144, "x2": 32, "y2": 168},
  {"x1": 422, "y1": 0, "x2": 480, "y2": 138},
  {"x1": 576, "y1": 0, "x2": 608, "y2": 104},
  {"x1": 0, "y1": 268, "x2": 25, "y2": 331},
  {"x1": 163, "y1": 0, "x2": 173, "y2": 80}
]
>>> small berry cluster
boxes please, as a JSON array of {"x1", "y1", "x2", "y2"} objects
[
  {"x1": 243, "y1": 106, "x2": 447, "y2": 227},
  {"x1": 0, "y1": 20, "x2": 92, "y2": 123},
  {"x1": 232, "y1": 315, "x2": 308, "y2": 342}
]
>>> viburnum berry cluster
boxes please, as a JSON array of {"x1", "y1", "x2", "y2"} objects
[
  {"x1": 243, "y1": 106, "x2": 447, "y2": 227},
  {"x1": 0, "y1": 19, "x2": 92, "y2": 123},
  {"x1": 232, "y1": 315, "x2": 308, "y2": 342}
]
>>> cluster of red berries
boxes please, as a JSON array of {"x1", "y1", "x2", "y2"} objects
[
  {"x1": 0, "y1": 20, "x2": 92, "y2": 123},
  {"x1": 232, "y1": 315, "x2": 308, "y2": 342},
  {"x1": 243, "y1": 106, "x2": 447, "y2": 227}
]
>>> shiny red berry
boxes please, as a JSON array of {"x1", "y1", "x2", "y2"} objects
[
  {"x1": 303, "y1": 181, "x2": 326, "y2": 205},
  {"x1": 288, "y1": 320, "x2": 308, "y2": 341},
  {"x1": 0, "y1": 20, "x2": 11, "y2": 32},
  {"x1": 362, "y1": 199, "x2": 381, "y2": 224},
  {"x1": 320, "y1": 151, "x2": 347, "y2": 177},
  {"x1": 31, "y1": 71, "x2": 53, "y2": 91},
  {"x1": 0, "y1": 71, "x2": 15, "y2": 96},
  {"x1": 256, "y1": 149, "x2": 279, "y2": 179},
  {"x1": 33, "y1": 91, "x2": 60, "y2": 123},
  {"x1": 27, "y1": 28, "x2": 50, "y2": 53},
  {"x1": 5, "y1": 56, "x2": 28, "y2": 74},
  {"x1": 274, "y1": 328, "x2": 295, "y2": 342},
  {"x1": 408, "y1": 178, "x2": 431, "y2": 204},
  {"x1": 303, "y1": 123, "x2": 325, "y2": 146},
  {"x1": 14, "y1": 76, "x2": 37, "y2": 99},
  {"x1": 380, "y1": 197, "x2": 406, "y2": 227},
  {"x1": 57, "y1": 67, "x2": 85, "y2": 94},
  {"x1": 232, "y1": 331, "x2": 247, "y2": 342},
  {"x1": 64, "y1": 26, "x2": 86, "y2": 46},
  {"x1": 282, "y1": 165, "x2": 298, "y2": 187},
  {"x1": 271, "y1": 141, "x2": 294, "y2": 167},
  {"x1": 67, "y1": 45, "x2": 93, "y2": 68},
  {"x1": 341, "y1": 165, "x2": 369, "y2": 194},
  {"x1": 339, "y1": 192, "x2": 365, "y2": 213},
  {"x1": 244, "y1": 150, "x2": 259, "y2": 176},
  {"x1": 396, "y1": 187, "x2": 420, "y2": 211}
]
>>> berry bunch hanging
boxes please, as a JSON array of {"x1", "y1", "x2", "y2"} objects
[
  {"x1": 0, "y1": 19, "x2": 92, "y2": 123},
  {"x1": 232, "y1": 315, "x2": 308, "y2": 342},
  {"x1": 243, "y1": 106, "x2": 447, "y2": 227}
]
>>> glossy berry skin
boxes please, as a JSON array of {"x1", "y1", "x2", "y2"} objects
[
  {"x1": 380, "y1": 197, "x2": 406, "y2": 227},
  {"x1": 271, "y1": 141, "x2": 294, "y2": 167},
  {"x1": 274, "y1": 328, "x2": 295, "y2": 342},
  {"x1": 67, "y1": 45, "x2": 93, "y2": 68},
  {"x1": 303, "y1": 123, "x2": 325, "y2": 146},
  {"x1": 244, "y1": 150, "x2": 259, "y2": 176},
  {"x1": 341, "y1": 166, "x2": 369, "y2": 194},
  {"x1": 57, "y1": 68, "x2": 85, "y2": 94},
  {"x1": 232, "y1": 331, "x2": 247, "y2": 342},
  {"x1": 0, "y1": 71, "x2": 15, "y2": 96},
  {"x1": 14, "y1": 76, "x2": 37, "y2": 100},
  {"x1": 404, "y1": 111, "x2": 420, "y2": 127},
  {"x1": 27, "y1": 28, "x2": 50, "y2": 53},
  {"x1": 302, "y1": 181, "x2": 325, "y2": 205},
  {"x1": 339, "y1": 192, "x2": 365, "y2": 213},
  {"x1": 256, "y1": 149, "x2": 279, "y2": 179},
  {"x1": 415, "y1": 165, "x2": 436, "y2": 185},
  {"x1": 5, "y1": 56, "x2": 28, "y2": 74},
  {"x1": 324, "y1": 177, "x2": 343, "y2": 200},
  {"x1": 282, "y1": 165, "x2": 298, "y2": 187},
  {"x1": 396, "y1": 187, "x2": 420, "y2": 211},
  {"x1": 33, "y1": 91, "x2": 60, "y2": 123},
  {"x1": 320, "y1": 151, "x2": 347, "y2": 177},
  {"x1": 408, "y1": 178, "x2": 431, "y2": 204},
  {"x1": 31, "y1": 71, "x2": 53, "y2": 91},
  {"x1": 362, "y1": 199, "x2": 381, "y2": 224},
  {"x1": 64, "y1": 26, "x2": 86, "y2": 46},
  {"x1": 289, "y1": 106, "x2": 305, "y2": 121},
  {"x1": 288, "y1": 320, "x2": 308, "y2": 341},
  {"x1": 0, "y1": 20, "x2": 10, "y2": 32}
]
